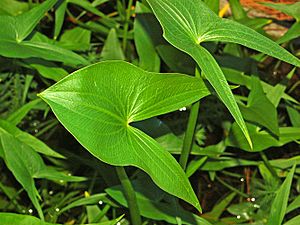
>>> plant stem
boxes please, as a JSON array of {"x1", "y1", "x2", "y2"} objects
[
  {"x1": 216, "y1": 176, "x2": 250, "y2": 198},
  {"x1": 115, "y1": 166, "x2": 142, "y2": 225},
  {"x1": 179, "y1": 68, "x2": 201, "y2": 170},
  {"x1": 259, "y1": 152, "x2": 279, "y2": 179},
  {"x1": 122, "y1": 0, "x2": 134, "y2": 51}
]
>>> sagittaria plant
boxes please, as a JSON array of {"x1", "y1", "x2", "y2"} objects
[{"x1": 39, "y1": 0, "x2": 300, "y2": 224}]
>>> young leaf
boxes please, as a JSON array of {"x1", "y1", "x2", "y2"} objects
[
  {"x1": 39, "y1": 61, "x2": 210, "y2": 211},
  {"x1": 100, "y1": 29, "x2": 125, "y2": 61},
  {"x1": 239, "y1": 76, "x2": 279, "y2": 136},
  {"x1": 267, "y1": 165, "x2": 296, "y2": 225},
  {"x1": 146, "y1": 0, "x2": 300, "y2": 147}
]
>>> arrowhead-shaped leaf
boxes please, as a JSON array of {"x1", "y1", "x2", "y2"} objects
[
  {"x1": 39, "y1": 61, "x2": 210, "y2": 211},
  {"x1": 146, "y1": 0, "x2": 300, "y2": 149}
]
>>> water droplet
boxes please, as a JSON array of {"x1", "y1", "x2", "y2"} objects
[
  {"x1": 240, "y1": 177, "x2": 245, "y2": 182},
  {"x1": 237, "y1": 215, "x2": 241, "y2": 219},
  {"x1": 49, "y1": 190, "x2": 54, "y2": 195},
  {"x1": 28, "y1": 209, "x2": 33, "y2": 214},
  {"x1": 67, "y1": 173, "x2": 72, "y2": 176},
  {"x1": 55, "y1": 208, "x2": 60, "y2": 212},
  {"x1": 34, "y1": 129, "x2": 39, "y2": 133},
  {"x1": 207, "y1": 184, "x2": 212, "y2": 188},
  {"x1": 179, "y1": 107, "x2": 187, "y2": 112},
  {"x1": 98, "y1": 200, "x2": 103, "y2": 205},
  {"x1": 254, "y1": 204, "x2": 260, "y2": 208},
  {"x1": 251, "y1": 197, "x2": 256, "y2": 202},
  {"x1": 117, "y1": 222, "x2": 121, "y2": 225},
  {"x1": 59, "y1": 180, "x2": 64, "y2": 183}
]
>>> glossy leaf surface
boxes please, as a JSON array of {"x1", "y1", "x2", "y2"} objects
[
  {"x1": 39, "y1": 61, "x2": 210, "y2": 211},
  {"x1": 146, "y1": 0, "x2": 300, "y2": 148}
]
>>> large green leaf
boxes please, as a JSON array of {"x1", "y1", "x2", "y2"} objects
[
  {"x1": 39, "y1": 61, "x2": 210, "y2": 211},
  {"x1": 267, "y1": 165, "x2": 296, "y2": 225},
  {"x1": 146, "y1": 0, "x2": 300, "y2": 148}
]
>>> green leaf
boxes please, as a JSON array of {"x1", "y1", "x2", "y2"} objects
[
  {"x1": 0, "y1": 0, "x2": 88, "y2": 65},
  {"x1": 54, "y1": 0, "x2": 67, "y2": 39},
  {"x1": 39, "y1": 61, "x2": 210, "y2": 211},
  {"x1": 262, "y1": 2, "x2": 300, "y2": 21},
  {"x1": 24, "y1": 59, "x2": 68, "y2": 81},
  {"x1": 59, "y1": 194, "x2": 116, "y2": 214},
  {"x1": 239, "y1": 76, "x2": 279, "y2": 136},
  {"x1": 0, "y1": 0, "x2": 29, "y2": 16},
  {"x1": 0, "y1": 213, "x2": 122, "y2": 225},
  {"x1": 7, "y1": 99, "x2": 43, "y2": 125},
  {"x1": 0, "y1": 131, "x2": 44, "y2": 219},
  {"x1": 223, "y1": 68, "x2": 299, "y2": 104},
  {"x1": 287, "y1": 105, "x2": 300, "y2": 128},
  {"x1": 0, "y1": 119, "x2": 64, "y2": 158},
  {"x1": 284, "y1": 215, "x2": 300, "y2": 225},
  {"x1": 0, "y1": 39, "x2": 88, "y2": 66},
  {"x1": 106, "y1": 176, "x2": 212, "y2": 224},
  {"x1": 286, "y1": 195, "x2": 300, "y2": 214},
  {"x1": 228, "y1": 0, "x2": 247, "y2": 20},
  {"x1": 100, "y1": 29, "x2": 125, "y2": 60},
  {"x1": 267, "y1": 165, "x2": 296, "y2": 225},
  {"x1": 227, "y1": 123, "x2": 300, "y2": 152},
  {"x1": 59, "y1": 27, "x2": 91, "y2": 51},
  {"x1": 0, "y1": 124, "x2": 85, "y2": 219},
  {"x1": 15, "y1": 0, "x2": 57, "y2": 42},
  {"x1": 146, "y1": 0, "x2": 300, "y2": 147},
  {"x1": 203, "y1": 192, "x2": 236, "y2": 221},
  {"x1": 134, "y1": 2, "x2": 161, "y2": 72},
  {"x1": 146, "y1": 0, "x2": 252, "y2": 148},
  {"x1": 277, "y1": 22, "x2": 300, "y2": 44}
]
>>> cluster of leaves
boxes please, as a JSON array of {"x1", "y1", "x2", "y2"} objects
[{"x1": 0, "y1": 0, "x2": 300, "y2": 224}]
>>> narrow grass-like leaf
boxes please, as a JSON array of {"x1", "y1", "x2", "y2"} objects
[
  {"x1": 0, "y1": 212, "x2": 122, "y2": 225},
  {"x1": 267, "y1": 165, "x2": 296, "y2": 225},
  {"x1": 0, "y1": 119, "x2": 64, "y2": 158},
  {"x1": 134, "y1": 2, "x2": 161, "y2": 72},
  {"x1": 0, "y1": 126, "x2": 85, "y2": 219},
  {"x1": 39, "y1": 61, "x2": 210, "y2": 211}
]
